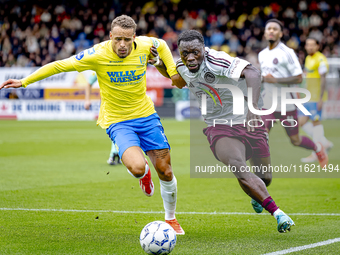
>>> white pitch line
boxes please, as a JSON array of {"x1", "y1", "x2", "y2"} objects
[
  {"x1": 0, "y1": 208, "x2": 340, "y2": 216},
  {"x1": 263, "y1": 238, "x2": 340, "y2": 255}
]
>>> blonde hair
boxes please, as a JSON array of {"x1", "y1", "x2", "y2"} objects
[{"x1": 111, "y1": 15, "x2": 137, "y2": 32}]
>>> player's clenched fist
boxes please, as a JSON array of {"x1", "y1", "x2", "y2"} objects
[
  {"x1": 0, "y1": 79, "x2": 22, "y2": 90},
  {"x1": 148, "y1": 46, "x2": 160, "y2": 65},
  {"x1": 170, "y1": 74, "x2": 186, "y2": 89}
]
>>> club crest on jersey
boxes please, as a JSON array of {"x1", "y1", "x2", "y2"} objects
[
  {"x1": 139, "y1": 54, "x2": 147, "y2": 65},
  {"x1": 75, "y1": 51, "x2": 84, "y2": 61},
  {"x1": 204, "y1": 72, "x2": 216, "y2": 83},
  {"x1": 273, "y1": 58, "x2": 278, "y2": 64}
]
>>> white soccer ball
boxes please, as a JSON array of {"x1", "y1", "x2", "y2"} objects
[{"x1": 140, "y1": 221, "x2": 177, "y2": 254}]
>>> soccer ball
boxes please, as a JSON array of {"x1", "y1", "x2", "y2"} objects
[{"x1": 140, "y1": 221, "x2": 177, "y2": 254}]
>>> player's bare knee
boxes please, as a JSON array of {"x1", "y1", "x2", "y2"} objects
[
  {"x1": 130, "y1": 168, "x2": 145, "y2": 178},
  {"x1": 128, "y1": 162, "x2": 147, "y2": 178},
  {"x1": 155, "y1": 163, "x2": 173, "y2": 181},
  {"x1": 162, "y1": 168, "x2": 173, "y2": 181}
]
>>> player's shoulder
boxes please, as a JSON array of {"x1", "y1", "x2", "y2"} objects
[
  {"x1": 136, "y1": 36, "x2": 152, "y2": 44},
  {"x1": 93, "y1": 40, "x2": 110, "y2": 51},
  {"x1": 278, "y1": 42, "x2": 296, "y2": 55},
  {"x1": 176, "y1": 58, "x2": 186, "y2": 75},
  {"x1": 204, "y1": 47, "x2": 233, "y2": 75},
  {"x1": 176, "y1": 58, "x2": 185, "y2": 68},
  {"x1": 134, "y1": 36, "x2": 152, "y2": 52},
  {"x1": 136, "y1": 36, "x2": 163, "y2": 48},
  {"x1": 316, "y1": 51, "x2": 327, "y2": 62},
  {"x1": 205, "y1": 47, "x2": 231, "y2": 60},
  {"x1": 277, "y1": 42, "x2": 297, "y2": 63},
  {"x1": 258, "y1": 47, "x2": 269, "y2": 56},
  {"x1": 80, "y1": 40, "x2": 110, "y2": 57},
  {"x1": 258, "y1": 48, "x2": 270, "y2": 66},
  {"x1": 73, "y1": 41, "x2": 108, "y2": 62}
]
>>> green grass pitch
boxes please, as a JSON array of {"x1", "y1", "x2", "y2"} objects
[{"x1": 0, "y1": 119, "x2": 339, "y2": 254}]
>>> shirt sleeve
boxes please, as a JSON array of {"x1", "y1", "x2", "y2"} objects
[
  {"x1": 151, "y1": 38, "x2": 178, "y2": 77},
  {"x1": 224, "y1": 57, "x2": 250, "y2": 81},
  {"x1": 69, "y1": 47, "x2": 98, "y2": 73},
  {"x1": 20, "y1": 58, "x2": 76, "y2": 88},
  {"x1": 286, "y1": 49, "x2": 303, "y2": 76},
  {"x1": 176, "y1": 61, "x2": 190, "y2": 85},
  {"x1": 318, "y1": 56, "x2": 328, "y2": 75}
]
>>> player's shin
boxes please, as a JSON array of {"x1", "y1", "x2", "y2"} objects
[
  {"x1": 160, "y1": 175, "x2": 177, "y2": 220},
  {"x1": 302, "y1": 121, "x2": 314, "y2": 137},
  {"x1": 313, "y1": 124, "x2": 329, "y2": 146},
  {"x1": 298, "y1": 136, "x2": 316, "y2": 150}
]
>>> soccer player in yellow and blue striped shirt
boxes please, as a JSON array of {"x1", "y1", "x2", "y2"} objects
[
  {"x1": 0, "y1": 15, "x2": 185, "y2": 234},
  {"x1": 299, "y1": 37, "x2": 333, "y2": 163}
]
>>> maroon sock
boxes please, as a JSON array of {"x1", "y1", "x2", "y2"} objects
[
  {"x1": 299, "y1": 136, "x2": 316, "y2": 151},
  {"x1": 262, "y1": 196, "x2": 279, "y2": 215}
]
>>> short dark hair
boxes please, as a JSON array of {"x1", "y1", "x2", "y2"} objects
[
  {"x1": 178, "y1": 30, "x2": 205, "y2": 47},
  {"x1": 265, "y1": 19, "x2": 284, "y2": 31},
  {"x1": 111, "y1": 15, "x2": 137, "y2": 32},
  {"x1": 306, "y1": 37, "x2": 319, "y2": 45}
]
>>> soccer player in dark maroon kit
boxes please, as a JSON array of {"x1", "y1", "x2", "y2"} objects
[
  {"x1": 174, "y1": 30, "x2": 295, "y2": 232},
  {"x1": 259, "y1": 19, "x2": 328, "y2": 168}
]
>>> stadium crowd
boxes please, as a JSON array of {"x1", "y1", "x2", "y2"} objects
[{"x1": 0, "y1": 0, "x2": 339, "y2": 67}]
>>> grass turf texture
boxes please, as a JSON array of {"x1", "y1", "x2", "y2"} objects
[{"x1": 0, "y1": 119, "x2": 339, "y2": 254}]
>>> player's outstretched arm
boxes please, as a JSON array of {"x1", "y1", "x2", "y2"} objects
[
  {"x1": 241, "y1": 65, "x2": 262, "y2": 132},
  {"x1": 0, "y1": 59, "x2": 77, "y2": 90}
]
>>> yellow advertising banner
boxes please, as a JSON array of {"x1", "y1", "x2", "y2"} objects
[{"x1": 44, "y1": 89, "x2": 101, "y2": 100}]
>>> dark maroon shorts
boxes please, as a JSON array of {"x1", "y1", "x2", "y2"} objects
[
  {"x1": 203, "y1": 124, "x2": 270, "y2": 161},
  {"x1": 261, "y1": 109, "x2": 299, "y2": 136}
]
